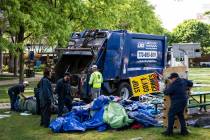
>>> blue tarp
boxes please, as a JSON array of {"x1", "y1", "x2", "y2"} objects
[
  {"x1": 50, "y1": 96, "x2": 110, "y2": 133},
  {"x1": 82, "y1": 107, "x2": 105, "y2": 129},
  {"x1": 49, "y1": 96, "x2": 160, "y2": 133},
  {"x1": 91, "y1": 95, "x2": 110, "y2": 110},
  {"x1": 121, "y1": 100, "x2": 160, "y2": 127}
]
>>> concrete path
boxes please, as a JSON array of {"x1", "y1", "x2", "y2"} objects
[
  {"x1": 0, "y1": 75, "x2": 42, "y2": 86},
  {"x1": 0, "y1": 103, "x2": 10, "y2": 109}
]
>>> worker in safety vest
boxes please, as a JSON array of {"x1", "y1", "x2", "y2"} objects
[{"x1": 89, "y1": 65, "x2": 103, "y2": 100}]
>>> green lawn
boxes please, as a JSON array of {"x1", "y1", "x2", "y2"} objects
[
  {"x1": 0, "y1": 77, "x2": 17, "y2": 81},
  {"x1": 188, "y1": 68, "x2": 210, "y2": 100},
  {"x1": 0, "y1": 68, "x2": 210, "y2": 140},
  {"x1": 0, "y1": 110, "x2": 209, "y2": 140}
]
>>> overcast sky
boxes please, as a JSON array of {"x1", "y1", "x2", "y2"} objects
[{"x1": 148, "y1": 0, "x2": 210, "y2": 31}]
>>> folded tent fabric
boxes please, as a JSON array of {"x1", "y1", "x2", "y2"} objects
[{"x1": 103, "y1": 101, "x2": 133, "y2": 129}]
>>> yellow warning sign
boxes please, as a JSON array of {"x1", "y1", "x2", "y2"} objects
[{"x1": 129, "y1": 73, "x2": 160, "y2": 96}]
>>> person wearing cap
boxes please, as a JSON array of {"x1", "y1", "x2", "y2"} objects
[
  {"x1": 8, "y1": 81, "x2": 29, "y2": 111},
  {"x1": 39, "y1": 67, "x2": 53, "y2": 127},
  {"x1": 89, "y1": 65, "x2": 103, "y2": 100},
  {"x1": 162, "y1": 73, "x2": 193, "y2": 136},
  {"x1": 55, "y1": 72, "x2": 72, "y2": 117}
]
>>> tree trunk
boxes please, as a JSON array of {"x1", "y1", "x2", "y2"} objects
[
  {"x1": 9, "y1": 52, "x2": 14, "y2": 73},
  {"x1": 19, "y1": 51, "x2": 24, "y2": 83},
  {"x1": 0, "y1": 49, "x2": 3, "y2": 73},
  {"x1": 14, "y1": 55, "x2": 18, "y2": 76},
  {"x1": 18, "y1": 25, "x2": 25, "y2": 83}
]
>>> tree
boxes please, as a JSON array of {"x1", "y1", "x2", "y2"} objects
[
  {"x1": 0, "y1": 0, "x2": 164, "y2": 82},
  {"x1": 0, "y1": 0, "x2": 73, "y2": 82},
  {"x1": 172, "y1": 19, "x2": 210, "y2": 54}
]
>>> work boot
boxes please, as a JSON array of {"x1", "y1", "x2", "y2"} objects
[
  {"x1": 180, "y1": 129, "x2": 190, "y2": 136},
  {"x1": 161, "y1": 131, "x2": 173, "y2": 136}
]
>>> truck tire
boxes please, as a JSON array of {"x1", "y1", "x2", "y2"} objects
[{"x1": 117, "y1": 82, "x2": 132, "y2": 100}]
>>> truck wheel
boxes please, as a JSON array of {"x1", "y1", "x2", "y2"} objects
[{"x1": 117, "y1": 82, "x2": 132, "y2": 100}]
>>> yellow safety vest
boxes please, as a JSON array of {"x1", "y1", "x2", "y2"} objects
[{"x1": 89, "y1": 71, "x2": 103, "y2": 88}]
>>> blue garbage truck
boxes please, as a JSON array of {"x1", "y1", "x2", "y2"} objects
[{"x1": 54, "y1": 30, "x2": 167, "y2": 100}]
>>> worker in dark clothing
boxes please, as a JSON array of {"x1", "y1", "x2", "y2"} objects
[
  {"x1": 8, "y1": 81, "x2": 29, "y2": 111},
  {"x1": 34, "y1": 81, "x2": 41, "y2": 115},
  {"x1": 39, "y1": 68, "x2": 53, "y2": 128},
  {"x1": 162, "y1": 73, "x2": 193, "y2": 136},
  {"x1": 55, "y1": 72, "x2": 72, "y2": 117}
]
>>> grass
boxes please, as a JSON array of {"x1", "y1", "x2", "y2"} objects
[
  {"x1": 189, "y1": 68, "x2": 210, "y2": 92},
  {"x1": 0, "y1": 77, "x2": 17, "y2": 81},
  {"x1": 0, "y1": 110, "x2": 210, "y2": 140},
  {"x1": 0, "y1": 68, "x2": 210, "y2": 140}
]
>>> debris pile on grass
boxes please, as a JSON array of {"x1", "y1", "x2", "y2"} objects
[{"x1": 49, "y1": 95, "x2": 161, "y2": 133}]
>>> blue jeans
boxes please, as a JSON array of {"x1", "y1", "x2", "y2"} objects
[
  {"x1": 8, "y1": 91, "x2": 17, "y2": 111},
  {"x1": 167, "y1": 99, "x2": 187, "y2": 133},
  {"x1": 58, "y1": 97, "x2": 72, "y2": 117},
  {"x1": 91, "y1": 88, "x2": 101, "y2": 100}
]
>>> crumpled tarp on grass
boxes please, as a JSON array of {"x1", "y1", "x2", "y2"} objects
[
  {"x1": 121, "y1": 100, "x2": 160, "y2": 127},
  {"x1": 50, "y1": 95, "x2": 109, "y2": 132},
  {"x1": 49, "y1": 95, "x2": 161, "y2": 133}
]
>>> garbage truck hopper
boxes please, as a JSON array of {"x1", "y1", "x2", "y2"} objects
[{"x1": 54, "y1": 48, "x2": 94, "y2": 81}]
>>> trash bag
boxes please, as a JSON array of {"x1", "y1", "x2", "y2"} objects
[
  {"x1": 91, "y1": 95, "x2": 110, "y2": 110},
  {"x1": 25, "y1": 98, "x2": 37, "y2": 114},
  {"x1": 62, "y1": 113, "x2": 86, "y2": 132},
  {"x1": 103, "y1": 102, "x2": 133, "y2": 129},
  {"x1": 49, "y1": 117, "x2": 65, "y2": 133},
  {"x1": 128, "y1": 111, "x2": 158, "y2": 127},
  {"x1": 82, "y1": 107, "x2": 105, "y2": 129},
  {"x1": 17, "y1": 96, "x2": 37, "y2": 114},
  {"x1": 18, "y1": 98, "x2": 25, "y2": 111},
  {"x1": 194, "y1": 117, "x2": 210, "y2": 127}
]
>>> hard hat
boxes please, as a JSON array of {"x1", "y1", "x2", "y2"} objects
[
  {"x1": 23, "y1": 81, "x2": 29, "y2": 86},
  {"x1": 92, "y1": 65, "x2": 98, "y2": 69}
]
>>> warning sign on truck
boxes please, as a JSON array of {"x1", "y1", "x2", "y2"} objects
[{"x1": 129, "y1": 73, "x2": 160, "y2": 96}]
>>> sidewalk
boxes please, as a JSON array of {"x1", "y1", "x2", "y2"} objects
[
  {"x1": 0, "y1": 103, "x2": 10, "y2": 109},
  {"x1": 0, "y1": 75, "x2": 42, "y2": 86}
]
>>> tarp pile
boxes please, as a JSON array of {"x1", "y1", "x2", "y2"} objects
[
  {"x1": 49, "y1": 95, "x2": 160, "y2": 133},
  {"x1": 14, "y1": 97, "x2": 37, "y2": 114}
]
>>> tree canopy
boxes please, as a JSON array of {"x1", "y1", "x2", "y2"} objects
[
  {"x1": 0, "y1": 0, "x2": 164, "y2": 82},
  {"x1": 172, "y1": 19, "x2": 210, "y2": 54}
]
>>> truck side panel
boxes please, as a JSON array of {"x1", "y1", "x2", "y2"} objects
[
  {"x1": 121, "y1": 33, "x2": 167, "y2": 78},
  {"x1": 102, "y1": 32, "x2": 123, "y2": 81}
]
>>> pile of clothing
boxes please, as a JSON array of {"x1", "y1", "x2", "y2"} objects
[{"x1": 49, "y1": 95, "x2": 161, "y2": 133}]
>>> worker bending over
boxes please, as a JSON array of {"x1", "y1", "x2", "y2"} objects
[
  {"x1": 55, "y1": 72, "x2": 72, "y2": 117},
  {"x1": 8, "y1": 81, "x2": 29, "y2": 111}
]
